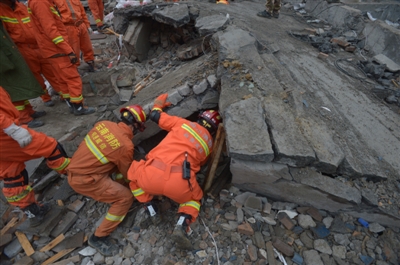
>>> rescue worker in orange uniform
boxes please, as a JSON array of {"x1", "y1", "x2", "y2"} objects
[
  {"x1": 0, "y1": 0, "x2": 65, "y2": 128},
  {"x1": 53, "y1": 0, "x2": 96, "y2": 71},
  {"x1": 87, "y1": 0, "x2": 107, "y2": 30},
  {"x1": 0, "y1": 86, "x2": 71, "y2": 227},
  {"x1": 28, "y1": 0, "x2": 96, "y2": 115},
  {"x1": 127, "y1": 93, "x2": 222, "y2": 250},
  {"x1": 66, "y1": 105, "x2": 147, "y2": 256}
]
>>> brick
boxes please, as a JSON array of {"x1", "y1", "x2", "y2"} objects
[
  {"x1": 330, "y1": 37, "x2": 350, "y2": 47},
  {"x1": 266, "y1": 241, "x2": 276, "y2": 265},
  {"x1": 50, "y1": 211, "x2": 78, "y2": 237},
  {"x1": 345, "y1": 46, "x2": 356, "y2": 52},
  {"x1": 263, "y1": 202, "x2": 272, "y2": 214},
  {"x1": 278, "y1": 212, "x2": 295, "y2": 230},
  {"x1": 306, "y1": 207, "x2": 323, "y2": 222},
  {"x1": 67, "y1": 200, "x2": 85, "y2": 213},
  {"x1": 244, "y1": 196, "x2": 262, "y2": 211},
  {"x1": 148, "y1": 235, "x2": 158, "y2": 246},
  {"x1": 238, "y1": 222, "x2": 254, "y2": 236},
  {"x1": 318, "y1": 52, "x2": 329, "y2": 60},
  {"x1": 272, "y1": 237, "x2": 294, "y2": 257}
]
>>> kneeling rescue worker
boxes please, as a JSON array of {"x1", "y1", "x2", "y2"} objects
[
  {"x1": 0, "y1": 86, "x2": 70, "y2": 227},
  {"x1": 66, "y1": 105, "x2": 146, "y2": 256},
  {"x1": 128, "y1": 93, "x2": 222, "y2": 250}
]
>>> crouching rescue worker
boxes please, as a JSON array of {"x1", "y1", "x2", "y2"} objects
[
  {"x1": 0, "y1": 86, "x2": 70, "y2": 227},
  {"x1": 127, "y1": 93, "x2": 222, "y2": 250},
  {"x1": 66, "y1": 105, "x2": 146, "y2": 256}
]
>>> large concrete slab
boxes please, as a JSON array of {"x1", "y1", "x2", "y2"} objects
[
  {"x1": 195, "y1": 14, "x2": 229, "y2": 36},
  {"x1": 152, "y1": 4, "x2": 190, "y2": 28},
  {"x1": 225, "y1": 97, "x2": 274, "y2": 162}
]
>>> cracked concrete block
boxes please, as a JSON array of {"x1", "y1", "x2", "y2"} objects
[
  {"x1": 195, "y1": 14, "x2": 229, "y2": 36},
  {"x1": 152, "y1": 4, "x2": 190, "y2": 28},
  {"x1": 177, "y1": 82, "x2": 191, "y2": 96},
  {"x1": 200, "y1": 89, "x2": 219, "y2": 109},
  {"x1": 193, "y1": 79, "x2": 208, "y2": 95},
  {"x1": 32, "y1": 171, "x2": 59, "y2": 192},
  {"x1": 51, "y1": 211, "x2": 78, "y2": 237},
  {"x1": 167, "y1": 90, "x2": 184, "y2": 105}
]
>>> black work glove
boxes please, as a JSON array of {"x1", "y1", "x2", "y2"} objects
[{"x1": 68, "y1": 52, "x2": 78, "y2": 64}]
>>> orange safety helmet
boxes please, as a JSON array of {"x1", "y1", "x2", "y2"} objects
[
  {"x1": 198, "y1": 110, "x2": 222, "y2": 133},
  {"x1": 120, "y1": 105, "x2": 147, "y2": 132}
]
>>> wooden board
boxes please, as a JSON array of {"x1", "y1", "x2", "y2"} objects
[
  {"x1": 15, "y1": 231, "x2": 35, "y2": 256},
  {"x1": 203, "y1": 123, "x2": 226, "y2": 192},
  {"x1": 40, "y1": 233, "x2": 65, "y2": 252},
  {"x1": 41, "y1": 248, "x2": 75, "y2": 265},
  {"x1": 1, "y1": 217, "x2": 18, "y2": 236},
  {"x1": 49, "y1": 255, "x2": 80, "y2": 265}
]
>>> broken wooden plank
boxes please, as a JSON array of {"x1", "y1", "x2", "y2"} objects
[
  {"x1": 41, "y1": 248, "x2": 75, "y2": 265},
  {"x1": 50, "y1": 255, "x2": 80, "y2": 265},
  {"x1": 57, "y1": 200, "x2": 64, "y2": 206},
  {"x1": 40, "y1": 233, "x2": 65, "y2": 252},
  {"x1": 0, "y1": 217, "x2": 18, "y2": 236},
  {"x1": 15, "y1": 231, "x2": 35, "y2": 256},
  {"x1": 203, "y1": 123, "x2": 226, "y2": 193}
]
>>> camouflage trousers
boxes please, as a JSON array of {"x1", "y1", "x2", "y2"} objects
[{"x1": 265, "y1": 0, "x2": 281, "y2": 13}]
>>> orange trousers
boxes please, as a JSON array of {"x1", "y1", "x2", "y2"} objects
[
  {"x1": 12, "y1": 100, "x2": 34, "y2": 124},
  {"x1": 18, "y1": 44, "x2": 63, "y2": 102},
  {"x1": 128, "y1": 159, "x2": 203, "y2": 223},
  {"x1": 68, "y1": 172, "x2": 134, "y2": 237},
  {"x1": 88, "y1": 0, "x2": 104, "y2": 27},
  {"x1": 65, "y1": 23, "x2": 94, "y2": 65},
  {"x1": 0, "y1": 127, "x2": 68, "y2": 208},
  {"x1": 47, "y1": 56, "x2": 84, "y2": 103}
]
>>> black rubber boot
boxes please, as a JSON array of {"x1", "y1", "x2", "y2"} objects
[
  {"x1": 88, "y1": 234, "x2": 119, "y2": 256},
  {"x1": 171, "y1": 214, "x2": 193, "y2": 250},
  {"x1": 87, "y1": 61, "x2": 95, "y2": 72},
  {"x1": 65, "y1": 99, "x2": 74, "y2": 114},
  {"x1": 30, "y1": 110, "x2": 47, "y2": 119},
  {"x1": 144, "y1": 202, "x2": 162, "y2": 226},
  {"x1": 72, "y1": 102, "x2": 95, "y2": 116},
  {"x1": 27, "y1": 119, "x2": 44, "y2": 128},
  {"x1": 23, "y1": 203, "x2": 51, "y2": 227}
]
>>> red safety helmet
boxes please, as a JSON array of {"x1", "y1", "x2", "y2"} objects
[
  {"x1": 198, "y1": 110, "x2": 222, "y2": 131},
  {"x1": 120, "y1": 105, "x2": 146, "y2": 132}
]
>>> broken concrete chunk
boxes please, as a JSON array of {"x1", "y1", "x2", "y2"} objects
[
  {"x1": 193, "y1": 79, "x2": 208, "y2": 95},
  {"x1": 244, "y1": 196, "x2": 262, "y2": 211},
  {"x1": 195, "y1": 14, "x2": 229, "y2": 36},
  {"x1": 153, "y1": 4, "x2": 190, "y2": 28},
  {"x1": 373, "y1": 54, "x2": 400, "y2": 72}
]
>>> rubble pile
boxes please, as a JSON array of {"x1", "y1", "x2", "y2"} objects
[{"x1": 1, "y1": 185, "x2": 400, "y2": 264}]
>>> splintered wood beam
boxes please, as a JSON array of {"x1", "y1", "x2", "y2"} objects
[
  {"x1": 40, "y1": 233, "x2": 65, "y2": 252},
  {"x1": 0, "y1": 217, "x2": 18, "y2": 236},
  {"x1": 41, "y1": 248, "x2": 75, "y2": 265},
  {"x1": 15, "y1": 231, "x2": 35, "y2": 256},
  {"x1": 203, "y1": 123, "x2": 226, "y2": 193}
]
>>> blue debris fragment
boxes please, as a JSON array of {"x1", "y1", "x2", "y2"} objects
[
  {"x1": 358, "y1": 218, "x2": 369, "y2": 228},
  {"x1": 311, "y1": 224, "x2": 330, "y2": 239},
  {"x1": 292, "y1": 252, "x2": 303, "y2": 265},
  {"x1": 360, "y1": 255, "x2": 374, "y2": 265}
]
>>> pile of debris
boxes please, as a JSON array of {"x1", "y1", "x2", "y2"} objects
[{"x1": 1, "y1": 183, "x2": 399, "y2": 264}]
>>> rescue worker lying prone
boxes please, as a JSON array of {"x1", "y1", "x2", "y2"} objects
[
  {"x1": 66, "y1": 104, "x2": 147, "y2": 256},
  {"x1": 128, "y1": 93, "x2": 222, "y2": 250}
]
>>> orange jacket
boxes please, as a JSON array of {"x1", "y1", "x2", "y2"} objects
[
  {"x1": 67, "y1": 121, "x2": 134, "y2": 178},
  {"x1": 0, "y1": 86, "x2": 19, "y2": 130},
  {"x1": 146, "y1": 112, "x2": 213, "y2": 174},
  {"x1": 53, "y1": 0, "x2": 90, "y2": 27},
  {"x1": 28, "y1": 0, "x2": 73, "y2": 58},
  {"x1": 0, "y1": 2, "x2": 37, "y2": 47},
  {"x1": 87, "y1": 0, "x2": 103, "y2": 26}
]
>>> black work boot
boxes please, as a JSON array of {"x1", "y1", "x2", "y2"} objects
[
  {"x1": 88, "y1": 234, "x2": 119, "y2": 256},
  {"x1": 23, "y1": 203, "x2": 51, "y2": 227},
  {"x1": 171, "y1": 214, "x2": 193, "y2": 250},
  {"x1": 65, "y1": 99, "x2": 74, "y2": 114},
  {"x1": 30, "y1": 110, "x2": 47, "y2": 119},
  {"x1": 27, "y1": 119, "x2": 44, "y2": 128},
  {"x1": 72, "y1": 102, "x2": 96, "y2": 116},
  {"x1": 144, "y1": 202, "x2": 162, "y2": 226},
  {"x1": 87, "y1": 61, "x2": 95, "y2": 72}
]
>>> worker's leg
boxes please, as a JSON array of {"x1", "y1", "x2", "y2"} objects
[
  {"x1": 98, "y1": 0, "x2": 105, "y2": 22},
  {"x1": 78, "y1": 23, "x2": 95, "y2": 63},
  {"x1": 19, "y1": 46, "x2": 52, "y2": 104},
  {"x1": 266, "y1": 0, "x2": 273, "y2": 13},
  {"x1": 164, "y1": 171, "x2": 203, "y2": 223},
  {"x1": 66, "y1": 25, "x2": 82, "y2": 66},
  {"x1": 68, "y1": 172, "x2": 134, "y2": 237},
  {"x1": 127, "y1": 160, "x2": 155, "y2": 203},
  {"x1": 12, "y1": 100, "x2": 33, "y2": 124}
]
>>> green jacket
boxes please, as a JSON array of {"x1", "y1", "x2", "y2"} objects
[{"x1": 0, "y1": 22, "x2": 43, "y2": 101}]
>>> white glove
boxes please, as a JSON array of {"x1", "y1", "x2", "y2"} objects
[
  {"x1": 88, "y1": 27, "x2": 93, "y2": 34},
  {"x1": 3, "y1": 123, "x2": 32, "y2": 148}
]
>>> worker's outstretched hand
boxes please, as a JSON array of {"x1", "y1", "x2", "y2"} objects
[
  {"x1": 3, "y1": 123, "x2": 32, "y2": 148},
  {"x1": 153, "y1": 93, "x2": 171, "y2": 111}
]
